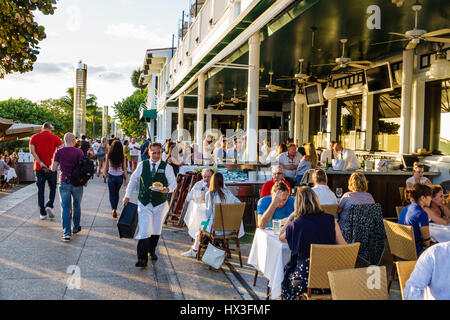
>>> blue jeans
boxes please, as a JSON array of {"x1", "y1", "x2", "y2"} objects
[
  {"x1": 35, "y1": 170, "x2": 57, "y2": 215},
  {"x1": 107, "y1": 174, "x2": 124, "y2": 210},
  {"x1": 59, "y1": 182, "x2": 83, "y2": 236}
]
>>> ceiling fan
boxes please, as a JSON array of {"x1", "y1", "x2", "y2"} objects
[
  {"x1": 225, "y1": 88, "x2": 247, "y2": 104},
  {"x1": 208, "y1": 93, "x2": 235, "y2": 110},
  {"x1": 371, "y1": 2, "x2": 450, "y2": 50},
  {"x1": 262, "y1": 71, "x2": 293, "y2": 92},
  {"x1": 313, "y1": 39, "x2": 372, "y2": 71},
  {"x1": 277, "y1": 58, "x2": 310, "y2": 83}
]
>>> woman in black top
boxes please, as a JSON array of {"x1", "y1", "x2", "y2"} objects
[{"x1": 279, "y1": 186, "x2": 346, "y2": 300}]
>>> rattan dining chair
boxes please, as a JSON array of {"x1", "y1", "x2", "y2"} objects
[
  {"x1": 252, "y1": 210, "x2": 271, "y2": 298},
  {"x1": 383, "y1": 220, "x2": 417, "y2": 292},
  {"x1": 395, "y1": 260, "x2": 417, "y2": 300},
  {"x1": 327, "y1": 266, "x2": 388, "y2": 300},
  {"x1": 320, "y1": 204, "x2": 339, "y2": 218},
  {"x1": 395, "y1": 206, "x2": 404, "y2": 218},
  {"x1": 196, "y1": 203, "x2": 246, "y2": 267},
  {"x1": 300, "y1": 242, "x2": 360, "y2": 300}
]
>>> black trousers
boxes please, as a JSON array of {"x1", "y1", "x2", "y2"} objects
[{"x1": 137, "y1": 235, "x2": 160, "y2": 261}]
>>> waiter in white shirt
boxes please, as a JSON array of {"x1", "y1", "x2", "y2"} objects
[
  {"x1": 333, "y1": 142, "x2": 360, "y2": 171},
  {"x1": 123, "y1": 142, "x2": 176, "y2": 267},
  {"x1": 186, "y1": 168, "x2": 214, "y2": 202}
]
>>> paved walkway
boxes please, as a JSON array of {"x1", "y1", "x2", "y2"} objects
[{"x1": 0, "y1": 175, "x2": 401, "y2": 300}]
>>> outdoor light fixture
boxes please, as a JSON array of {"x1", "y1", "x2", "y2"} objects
[
  {"x1": 322, "y1": 83, "x2": 336, "y2": 100},
  {"x1": 294, "y1": 92, "x2": 306, "y2": 105},
  {"x1": 429, "y1": 51, "x2": 450, "y2": 79}
]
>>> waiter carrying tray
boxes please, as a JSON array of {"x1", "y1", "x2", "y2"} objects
[{"x1": 123, "y1": 142, "x2": 176, "y2": 268}]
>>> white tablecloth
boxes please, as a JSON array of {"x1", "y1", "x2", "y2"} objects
[
  {"x1": 247, "y1": 228, "x2": 291, "y2": 299},
  {"x1": 183, "y1": 201, "x2": 245, "y2": 239},
  {"x1": 429, "y1": 223, "x2": 450, "y2": 243}
]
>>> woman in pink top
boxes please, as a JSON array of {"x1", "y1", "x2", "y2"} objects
[{"x1": 103, "y1": 140, "x2": 128, "y2": 218}]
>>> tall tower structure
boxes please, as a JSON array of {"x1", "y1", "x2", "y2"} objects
[
  {"x1": 102, "y1": 106, "x2": 108, "y2": 138},
  {"x1": 73, "y1": 61, "x2": 87, "y2": 137}
]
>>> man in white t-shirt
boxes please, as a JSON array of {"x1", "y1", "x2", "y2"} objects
[
  {"x1": 128, "y1": 137, "x2": 140, "y2": 172},
  {"x1": 311, "y1": 168, "x2": 338, "y2": 205},
  {"x1": 277, "y1": 143, "x2": 301, "y2": 187}
]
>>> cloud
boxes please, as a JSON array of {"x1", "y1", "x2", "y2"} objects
[
  {"x1": 32, "y1": 62, "x2": 74, "y2": 74},
  {"x1": 105, "y1": 23, "x2": 170, "y2": 47},
  {"x1": 97, "y1": 71, "x2": 125, "y2": 81}
]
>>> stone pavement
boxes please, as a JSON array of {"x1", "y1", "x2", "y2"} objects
[{"x1": 0, "y1": 175, "x2": 401, "y2": 300}]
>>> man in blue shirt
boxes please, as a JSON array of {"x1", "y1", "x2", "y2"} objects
[
  {"x1": 140, "y1": 137, "x2": 150, "y2": 161},
  {"x1": 257, "y1": 181, "x2": 294, "y2": 229},
  {"x1": 398, "y1": 201, "x2": 430, "y2": 255}
]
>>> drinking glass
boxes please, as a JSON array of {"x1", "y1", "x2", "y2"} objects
[{"x1": 336, "y1": 188, "x2": 343, "y2": 199}]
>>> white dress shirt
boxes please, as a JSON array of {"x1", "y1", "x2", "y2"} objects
[
  {"x1": 337, "y1": 148, "x2": 360, "y2": 170},
  {"x1": 320, "y1": 149, "x2": 337, "y2": 165},
  {"x1": 125, "y1": 159, "x2": 176, "y2": 199},
  {"x1": 312, "y1": 184, "x2": 338, "y2": 205}
]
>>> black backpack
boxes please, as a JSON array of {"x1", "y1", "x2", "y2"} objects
[{"x1": 66, "y1": 156, "x2": 95, "y2": 186}]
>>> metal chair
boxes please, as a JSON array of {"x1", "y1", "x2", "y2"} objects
[
  {"x1": 196, "y1": 203, "x2": 246, "y2": 267},
  {"x1": 383, "y1": 220, "x2": 417, "y2": 292},
  {"x1": 328, "y1": 266, "x2": 388, "y2": 300},
  {"x1": 320, "y1": 204, "x2": 339, "y2": 218},
  {"x1": 395, "y1": 260, "x2": 417, "y2": 300},
  {"x1": 300, "y1": 242, "x2": 360, "y2": 300}
]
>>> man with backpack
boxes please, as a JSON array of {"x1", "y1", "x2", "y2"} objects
[{"x1": 51, "y1": 132, "x2": 87, "y2": 242}]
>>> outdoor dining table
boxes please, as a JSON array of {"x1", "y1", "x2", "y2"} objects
[
  {"x1": 183, "y1": 200, "x2": 245, "y2": 239},
  {"x1": 247, "y1": 228, "x2": 291, "y2": 299},
  {"x1": 429, "y1": 223, "x2": 450, "y2": 243}
]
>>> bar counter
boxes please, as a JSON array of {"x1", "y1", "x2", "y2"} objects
[{"x1": 325, "y1": 169, "x2": 440, "y2": 218}]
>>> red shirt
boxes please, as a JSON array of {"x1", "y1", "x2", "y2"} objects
[
  {"x1": 30, "y1": 130, "x2": 63, "y2": 170},
  {"x1": 260, "y1": 178, "x2": 292, "y2": 198}
]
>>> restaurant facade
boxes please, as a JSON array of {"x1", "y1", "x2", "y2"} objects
[{"x1": 138, "y1": 0, "x2": 450, "y2": 220}]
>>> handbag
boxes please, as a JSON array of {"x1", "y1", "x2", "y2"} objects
[{"x1": 201, "y1": 203, "x2": 226, "y2": 269}]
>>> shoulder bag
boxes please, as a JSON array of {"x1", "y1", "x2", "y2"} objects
[{"x1": 201, "y1": 203, "x2": 226, "y2": 269}]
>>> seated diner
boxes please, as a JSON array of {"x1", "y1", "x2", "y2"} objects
[{"x1": 257, "y1": 181, "x2": 294, "y2": 229}]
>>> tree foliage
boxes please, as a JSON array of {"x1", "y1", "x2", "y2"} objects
[
  {"x1": 0, "y1": 0, "x2": 58, "y2": 78},
  {"x1": 131, "y1": 68, "x2": 144, "y2": 89},
  {"x1": 0, "y1": 98, "x2": 65, "y2": 136},
  {"x1": 113, "y1": 90, "x2": 147, "y2": 138}
]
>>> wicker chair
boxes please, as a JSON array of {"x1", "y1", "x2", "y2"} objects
[
  {"x1": 383, "y1": 220, "x2": 417, "y2": 292},
  {"x1": 300, "y1": 242, "x2": 360, "y2": 300},
  {"x1": 196, "y1": 203, "x2": 246, "y2": 267},
  {"x1": 320, "y1": 204, "x2": 339, "y2": 218},
  {"x1": 395, "y1": 260, "x2": 417, "y2": 300},
  {"x1": 252, "y1": 210, "x2": 270, "y2": 298},
  {"x1": 395, "y1": 206, "x2": 404, "y2": 218},
  {"x1": 328, "y1": 266, "x2": 388, "y2": 300}
]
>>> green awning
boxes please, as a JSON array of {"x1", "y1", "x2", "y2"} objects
[{"x1": 140, "y1": 109, "x2": 157, "y2": 122}]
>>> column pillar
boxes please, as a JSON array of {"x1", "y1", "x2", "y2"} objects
[
  {"x1": 196, "y1": 73, "x2": 205, "y2": 152},
  {"x1": 327, "y1": 98, "x2": 338, "y2": 143},
  {"x1": 399, "y1": 49, "x2": 414, "y2": 154},
  {"x1": 361, "y1": 90, "x2": 374, "y2": 150},
  {"x1": 178, "y1": 94, "x2": 184, "y2": 141},
  {"x1": 206, "y1": 106, "x2": 213, "y2": 131},
  {"x1": 246, "y1": 33, "x2": 260, "y2": 163},
  {"x1": 302, "y1": 105, "x2": 310, "y2": 144},
  {"x1": 411, "y1": 78, "x2": 425, "y2": 153}
]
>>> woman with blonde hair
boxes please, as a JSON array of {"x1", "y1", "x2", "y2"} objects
[
  {"x1": 279, "y1": 186, "x2": 346, "y2": 300},
  {"x1": 295, "y1": 142, "x2": 318, "y2": 185},
  {"x1": 336, "y1": 172, "x2": 375, "y2": 228},
  {"x1": 96, "y1": 137, "x2": 108, "y2": 181}
]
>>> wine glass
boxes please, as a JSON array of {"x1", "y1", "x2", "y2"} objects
[{"x1": 336, "y1": 188, "x2": 343, "y2": 199}]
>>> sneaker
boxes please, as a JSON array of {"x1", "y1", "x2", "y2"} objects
[
  {"x1": 40, "y1": 214, "x2": 47, "y2": 220},
  {"x1": 112, "y1": 210, "x2": 117, "y2": 218},
  {"x1": 181, "y1": 249, "x2": 197, "y2": 258},
  {"x1": 61, "y1": 235, "x2": 71, "y2": 242},
  {"x1": 135, "y1": 259, "x2": 148, "y2": 268},
  {"x1": 45, "y1": 207, "x2": 55, "y2": 219},
  {"x1": 73, "y1": 226, "x2": 82, "y2": 234}
]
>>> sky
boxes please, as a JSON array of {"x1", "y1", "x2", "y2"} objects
[{"x1": 0, "y1": 0, "x2": 186, "y2": 115}]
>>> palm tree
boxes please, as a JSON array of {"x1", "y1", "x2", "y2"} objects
[{"x1": 131, "y1": 68, "x2": 144, "y2": 89}]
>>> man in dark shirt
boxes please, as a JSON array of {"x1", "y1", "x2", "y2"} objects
[{"x1": 80, "y1": 135, "x2": 91, "y2": 157}]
